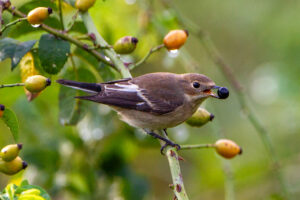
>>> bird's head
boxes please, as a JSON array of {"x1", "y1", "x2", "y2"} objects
[{"x1": 180, "y1": 73, "x2": 229, "y2": 105}]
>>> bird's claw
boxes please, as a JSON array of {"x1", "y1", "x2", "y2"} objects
[{"x1": 160, "y1": 141, "x2": 181, "y2": 155}]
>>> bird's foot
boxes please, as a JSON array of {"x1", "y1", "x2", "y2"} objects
[
  {"x1": 160, "y1": 141, "x2": 181, "y2": 155},
  {"x1": 143, "y1": 129, "x2": 180, "y2": 155}
]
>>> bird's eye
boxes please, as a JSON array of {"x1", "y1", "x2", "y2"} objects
[{"x1": 193, "y1": 82, "x2": 200, "y2": 88}]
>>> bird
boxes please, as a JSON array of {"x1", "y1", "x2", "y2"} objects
[{"x1": 57, "y1": 72, "x2": 229, "y2": 153}]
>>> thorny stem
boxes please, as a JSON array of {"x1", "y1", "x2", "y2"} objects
[
  {"x1": 159, "y1": 130, "x2": 189, "y2": 200},
  {"x1": 0, "y1": 17, "x2": 26, "y2": 34},
  {"x1": 161, "y1": 2, "x2": 290, "y2": 199},
  {"x1": 6, "y1": 7, "x2": 116, "y2": 70},
  {"x1": 0, "y1": 83, "x2": 24, "y2": 88},
  {"x1": 129, "y1": 44, "x2": 165, "y2": 70}
]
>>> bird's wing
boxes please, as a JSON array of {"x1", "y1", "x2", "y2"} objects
[{"x1": 77, "y1": 79, "x2": 184, "y2": 115}]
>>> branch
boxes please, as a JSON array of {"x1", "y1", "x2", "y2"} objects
[
  {"x1": 159, "y1": 130, "x2": 189, "y2": 200},
  {"x1": 0, "y1": 83, "x2": 24, "y2": 88},
  {"x1": 129, "y1": 44, "x2": 165, "y2": 70},
  {"x1": 161, "y1": 2, "x2": 290, "y2": 199},
  {"x1": 6, "y1": 7, "x2": 116, "y2": 70},
  {"x1": 0, "y1": 17, "x2": 26, "y2": 34}
]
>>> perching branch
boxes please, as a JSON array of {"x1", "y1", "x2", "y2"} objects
[
  {"x1": 160, "y1": 130, "x2": 189, "y2": 200},
  {"x1": 129, "y1": 44, "x2": 165, "y2": 70}
]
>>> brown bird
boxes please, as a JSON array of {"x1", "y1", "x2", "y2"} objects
[{"x1": 57, "y1": 72, "x2": 229, "y2": 153}]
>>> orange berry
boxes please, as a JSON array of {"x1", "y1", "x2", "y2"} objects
[
  {"x1": 215, "y1": 139, "x2": 242, "y2": 159},
  {"x1": 163, "y1": 29, "x2": 188, "y2": 50},
  {"x1": 27, "y1": 7, "x2": 52, "y2": 25}
]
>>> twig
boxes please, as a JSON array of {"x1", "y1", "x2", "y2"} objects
[
  {"x1": 0, "y1": 4, "x2": 3, "y2": 32},
  {"x1": 0, "y1": 17, "x2": 26, "y2": 34},
  {"x1": 160, "y1": 130, "x2": 189, "y2": 200},
  {"x1": 6, "y1": 7, "x2": 116, "y2": 70},
  {"x1": 58, "y1": 0, "x2": 64, "y2": 30},
  {"x1": 129, "y1": 44, "x2": 165, "y2": 70},
  {"x1": 74, "y1": 34, "x2": 91, "y2": 40},
  {"x1": 161, "y1": 2, "x2": 290, "y2": 199},
  {"x1": 0, "y1": 83, "x2": 24, "y2": 88},
  {"x1": 180, "y1": 143, "x2": 215, "y2": 150}
]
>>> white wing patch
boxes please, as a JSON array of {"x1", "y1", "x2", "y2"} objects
[{"x1": 105, "y1": 83, "x2": 139, "y2": 93}]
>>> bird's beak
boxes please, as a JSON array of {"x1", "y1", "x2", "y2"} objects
[{"x1": 203, "y1": 86, "x2": 220, "y2": 99}]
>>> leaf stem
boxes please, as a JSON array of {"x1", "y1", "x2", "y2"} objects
[
  {"x1": 0, "y1": 83, "x2": 24, "y2": 88},
  {"x1": 58, "y1": 0, "x2": 65, "y2": 30},
  {"x1": 0, "y1": 17, "x2": 26, "y2": 34},
  {"x1": 129, "y1": 44, "x2": 165, "y2": 70},
  {"x1": 180, "y1": 143, "x2": 215, "y2": 150}
]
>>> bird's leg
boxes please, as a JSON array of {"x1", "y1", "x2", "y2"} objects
[
  {"x1": 163, "y1": 128, "x2": 168, "y2": 136},
  {"x1": 144, "y1": 129, "x2": 180, "y2": 154}
]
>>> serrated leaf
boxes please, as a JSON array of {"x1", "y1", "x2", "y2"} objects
[
  {"x1": 1, "y1": 108, "x2": 19, "y2": 142},
  {"x1": 59, "y1": 67, "x2": 96, "y2": 126},
  {"x1": 38, "y1": 34, "x2": 70, "y2": 74},
  {"x1": 0, "y1": 38, "x2": 37, "y2": 70}
]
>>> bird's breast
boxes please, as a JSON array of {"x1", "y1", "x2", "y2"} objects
[{"x1": 113, "y1": 102, "x2": 197, "y2": 130}]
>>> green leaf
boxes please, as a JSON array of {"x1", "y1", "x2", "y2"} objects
[
  {"x1": 1, "y1": 108, "x2": 19, "y2": 142},
  {"x1": 0, "y1": 38, "x2": 37, "y2": 70},
  {"x1": 59, "y1": 67, "x2": 96, "y2": 126},
  {"x1": 38, "y1": 34, "x2": 70, "y2": 74}
]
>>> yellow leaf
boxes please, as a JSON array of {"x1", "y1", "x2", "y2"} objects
[{"x1": 20, "y1": 52, "x2": 40, "y2": 101}]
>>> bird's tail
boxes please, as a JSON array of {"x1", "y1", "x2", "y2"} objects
[{"x1": 56, "y1": 79, "x2": 102, "y2": 93}]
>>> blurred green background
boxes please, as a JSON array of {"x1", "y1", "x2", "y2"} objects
[{"x1": 1, "y1": 0, "x2": 300, "y2": 199}]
